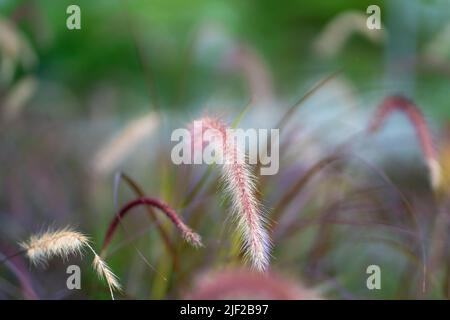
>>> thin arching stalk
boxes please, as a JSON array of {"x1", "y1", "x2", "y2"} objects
[
  {"x1": 100, "y1": 197, "x2": 202, "y2": 256},
  {"x1": 368, "y1": 95, "x2": 441, "y2": 190},
  {"x1": 114, "y1": 172, "x2": 179, "y2": 271}
]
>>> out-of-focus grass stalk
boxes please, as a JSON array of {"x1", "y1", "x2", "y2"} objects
[
  {"x1": 151, "y1": 249, "x2": 172, "y2": 299},
  {"x1": 180, "y1": 165, "x2": 214, "y2": 209},
  {"x1": 0, "y1": 250, "x2": 37, "y2": 299},
  {"x1": 153, "y1": 160, "x2": 177, "y2": 298},
  {"x1": 275, "y1": 71, "x2": 341, "y2": 130},
  {"x1": 257, "y1": 71, "x2": 340, "y2": 186},
  {"x1": 271, "y1": 155, "x2": 340, "y2": 230},
  {"x1": 114, "y1": 172, "x2": 179, "y2": 272}
]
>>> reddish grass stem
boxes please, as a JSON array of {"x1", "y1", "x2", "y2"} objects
[
  {"x1": 101, "y1": 197, "x2": 202, "y2": 255},
  {"x1": 115, "y1": 172, "x2": 179, "y2": 271}
]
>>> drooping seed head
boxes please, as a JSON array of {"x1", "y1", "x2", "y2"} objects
[
  {"x1": 20, "y1": 228, "x2": 89, "y2": 266},
  {"x1": 101, "y1": 197, "x2": 203, "y2": 254},
  {"x1": 20, "y1": 227, "x2": 122, "y2": 300},
  {"x1": 92, "y1": 253, "x2": 122, "y2": 298},
  {"x1": 368, "y1": 95, "x2": 442, "y2": 190}
]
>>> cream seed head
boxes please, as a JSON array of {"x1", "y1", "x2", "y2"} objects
[
  {"x1": 92, "y1": 252, "x2": 122, "y2": 299},
  {"x1": 20, "y1": 227, "x2": 122, "y2": 300},
  {"x1": 20, "y1": 228, "x2": 89, "y2": 266}
]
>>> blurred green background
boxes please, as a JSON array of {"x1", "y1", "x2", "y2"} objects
[{"x1": 1, "y1": 0, "x2": 449, "y2": 117}]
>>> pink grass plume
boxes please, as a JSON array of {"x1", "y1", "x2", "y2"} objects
[{"x1": 190, "y1": 117, "x2": 271, "y2": 271}]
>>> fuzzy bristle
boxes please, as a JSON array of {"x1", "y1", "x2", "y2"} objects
[
  {"x1": 20, "y1": 228, "x2": 89, "y2": 266},
  {"x1": 181, "y1": 227, "x2": 204, "y2": 248},
  {"x1": 92, "y1": 253, "x2": 122, "y2": 299},
  {"x1": 21, "y1": 227, "x2": 122, "y2": 300},
  {"x1": 191, "y1": 117, "x2": 271, "y2": 271}
]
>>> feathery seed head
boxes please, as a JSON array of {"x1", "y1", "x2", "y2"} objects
[
  {"x1": 20, "y1": 227, "x2": 122, "y2": 300},
  {"x1": 181, "y1": 227, "x2": 204, "y2": 248},
  {"x1": 190, "y1": 117, "x2": 271, "y2": 271},
  {"x1": 92, "y1": 253, "x2": 122, "y2": 297},
  {"x1": 20, "y1": 228, "x2": 89, "y2": 266}
]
